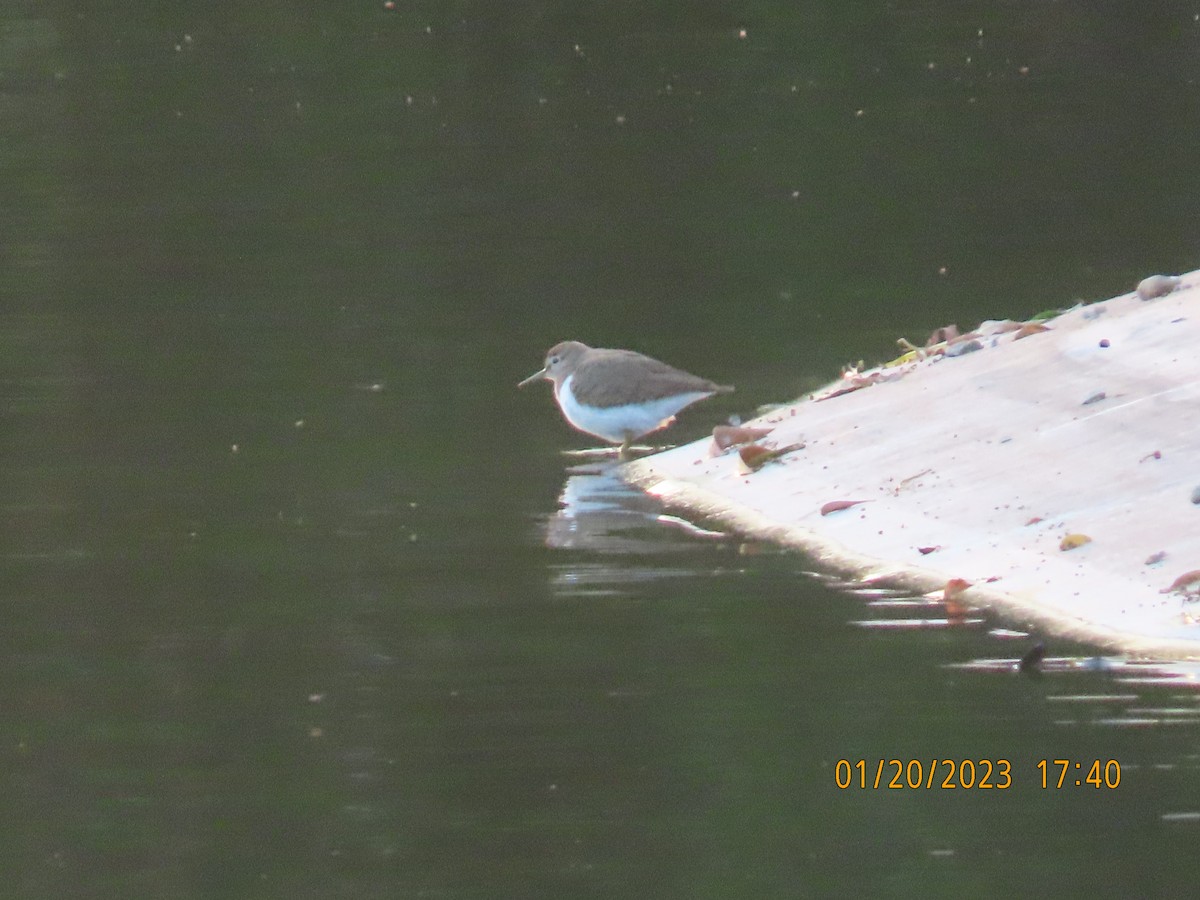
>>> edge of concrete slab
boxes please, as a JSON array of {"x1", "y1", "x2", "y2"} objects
[{"x1": 621, "y1": 273, "x2": 1200, "y2": 659}]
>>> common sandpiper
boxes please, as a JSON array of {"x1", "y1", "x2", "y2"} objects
[{"x1": 518, "y1": 340, "x2": 733, "y2": 455}]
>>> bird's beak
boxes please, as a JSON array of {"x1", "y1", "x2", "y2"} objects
[{"x1": 517, "y1": 367, "x2": 547, "y2": 388}]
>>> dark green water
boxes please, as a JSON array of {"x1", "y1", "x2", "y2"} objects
[{"x1": 4, "y1": 3, "x2": 1200, "y2": 897}]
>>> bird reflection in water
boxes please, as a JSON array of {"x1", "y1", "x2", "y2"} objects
[{"x1": 541, "y1": 458, "x2": 728, "y2": 597}]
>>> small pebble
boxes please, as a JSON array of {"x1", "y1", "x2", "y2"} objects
[
  {"x1": 1192, "y1": 485, "x2": 1200, "y2": 505},
  {"x1": 1099, "y1": 338, "x2": 1110, "y2": 348},
  {"x1": 1081, "y1": 391, "x2": 1107, "y2": 406},
  {"x1": 1145, "y1": 551, "x2": 1167, "y2": 566},
  {"x1": 1137, "y1": 274, "x2": 1181, "y2": 301},
  {"x1": 1018, "y1": 642, "x2": 1045, "y2": 674},
  {"x1": 944, "y1": 339, "x2": 983, "y2": 358}
]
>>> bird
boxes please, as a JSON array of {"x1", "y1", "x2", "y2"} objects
[{"x1": 518, "y1": 340, "x2": 733, "y2": 455}]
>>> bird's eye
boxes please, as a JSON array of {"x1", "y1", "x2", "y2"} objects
[{"x1": 550, "y1": 356, "x2": 559, "y2": 365}]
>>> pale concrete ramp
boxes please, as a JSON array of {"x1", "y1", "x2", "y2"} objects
[{"x1": 624, "y1": 272, "x2": 1200, "y2": 656}]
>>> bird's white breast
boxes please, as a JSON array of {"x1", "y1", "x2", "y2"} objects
[{"x1": 556, "y1": 374, "x2": 712, "y2": 443}]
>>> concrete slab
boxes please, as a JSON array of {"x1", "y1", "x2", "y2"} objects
[{"x1": 623, "y1": 272, "x2": 1200, "y2": 656}]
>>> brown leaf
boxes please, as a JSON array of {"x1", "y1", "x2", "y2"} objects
[
  {"x1": 814, "y1": 380, "x2": 870, "y2": 402},
  {"x1": 1013, "y1": 322, "x2": 1051, "y2": 340},
  {"x1": 1059, "y1": 533, "x2": 1092, "y2": 551},
  {"x1": 1161, "y1": 570, "x2": 1200, "y2": 594},
  {"x1": 712, "y1": 424, "x2": 774, "y2": 452},
  {"x1": 738, "y1": 443, "x2": 775, "y2": 471},
  {"x1": 1025, "y1": 516, "x2": 1044, "y2": 526},
  {"x1": 820, "y1": 499, "x2": 868, "y2": 516},
  {"x1": 736, "y1": 442, "x2": 806, "y2": 474},
  {"x1": 942, "y1": 578, "x2": 972, "y2": 602},
  {"x1": 917, "y1": 545, "x2": 941, "y2": 555}
]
